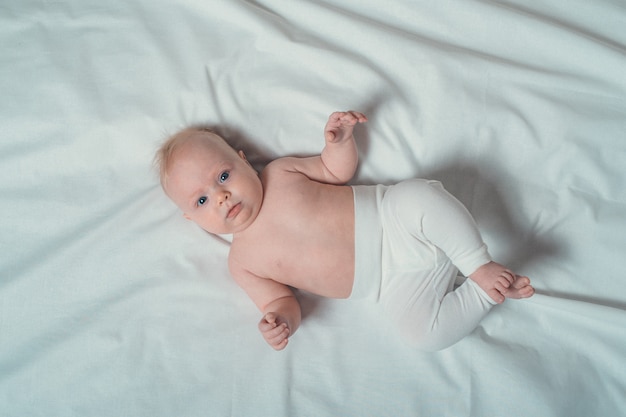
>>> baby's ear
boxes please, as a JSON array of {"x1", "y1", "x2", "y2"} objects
[{"x1": 238, "y1": 150, "x2": 253, "y2": 167}]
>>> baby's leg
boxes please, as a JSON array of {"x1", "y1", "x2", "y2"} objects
[
  {"x1": 379, "y1": 180, "x2": 498, "y2": 350},
  {"x1": 381, "y1": 264, "x2": 496, "y2": 352}
]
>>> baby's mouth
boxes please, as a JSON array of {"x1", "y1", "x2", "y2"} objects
[{"x1": 227, "y1": 203, "x2": 242, "y2": 219}]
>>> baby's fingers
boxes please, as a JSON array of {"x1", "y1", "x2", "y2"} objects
[
  {"x1": 345, "y1": 110, "x2": 367, "y2": 123},
  {"x1": 264, "y1": 312, "x2": 277, "y2": 325},
  {"x1": 328, "y1": 111, "x2": 367, "y2": 126},
  {"x1": 337, "y1": 111, "x2": 367, "y2": 125},
  {"x1": 264, "y1": 323, "x2": 290, "y2": 350},
  {"x1": 266, "y1": 323, "x2": 288, "y2": 339},
  {"x1": 259, "y1": 318, "x2": 287, "y2": 337},
  {"x1": 272, "y1": 337, "x2": 289, "y2": 351},
  {"x1": 258, "y1": 319, "x2": 274, "y2": 333}
]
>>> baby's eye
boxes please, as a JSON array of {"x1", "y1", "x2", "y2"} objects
[
  {"x1": 197, "y1": 196, "x2": 207, "y2": 206},
  {"x1": 219, "y1": 171, "x2": 230, "y2": 183}
]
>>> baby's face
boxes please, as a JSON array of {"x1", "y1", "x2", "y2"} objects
[{"x1": 165, "y1": 134, "x2": 263, "y2": 235}]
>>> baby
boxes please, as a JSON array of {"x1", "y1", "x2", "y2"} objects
[{"x1": 156, "y1": 111, "x2": 534, "y2": 351}]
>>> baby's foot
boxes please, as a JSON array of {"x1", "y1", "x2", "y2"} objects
[
  {"x1": 502, "y1": 275, "x2": 535, "y2": 299},
  {"x1": 469, "y1": 261, "x2": 515, "y2": 304}
]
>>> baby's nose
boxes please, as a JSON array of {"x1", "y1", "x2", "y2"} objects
[{"x1": 217, "y1": 190, "x2": 230, "y2": 205}]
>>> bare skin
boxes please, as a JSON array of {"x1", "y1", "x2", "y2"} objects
[{"x1": 164, "y1": 111, "x2": 534, "y2": 350}]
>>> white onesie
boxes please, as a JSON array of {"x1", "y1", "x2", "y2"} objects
[{"x1": 351, "y1": 179, "x2": 496, "y2": 351}]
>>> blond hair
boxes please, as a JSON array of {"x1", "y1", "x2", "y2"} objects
[{"x1": 154, "y1": 127, "x2": 227, "y2": 191}]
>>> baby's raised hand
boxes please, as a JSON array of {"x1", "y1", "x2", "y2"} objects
[
  {"x1": 258, "y1": 312, "x2": 290, "y2": 350},
  {"x1": 324, "y1": 111, "x2": 367, "y2": 143}
]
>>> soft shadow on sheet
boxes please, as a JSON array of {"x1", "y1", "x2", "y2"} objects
[{"x1": 1, "y1": 1, "x2": 625, "y2": 416}]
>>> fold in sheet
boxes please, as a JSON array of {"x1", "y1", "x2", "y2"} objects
[{"x1": 1, "y1": 0, "x2": 625, "y2": 416}]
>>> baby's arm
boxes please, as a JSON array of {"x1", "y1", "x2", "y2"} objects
[
  {"x1": 321, "y1": 111, "x2": 367, "y2": 182},
  {"x1": 258, "y1": 297, "x2": 301, "y2": 350},
  {"x1": 271, "y1": 111, "x2": 367, "y2": 184},
  {"x1": 229, "y1": 259, "x2": 301, "y2": 350}
]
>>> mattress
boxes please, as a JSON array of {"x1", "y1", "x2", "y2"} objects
[{"x1": 1, "y1": 0, "x2": 625, "y2": 415}]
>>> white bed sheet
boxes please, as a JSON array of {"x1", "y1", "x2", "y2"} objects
[{"x1": 1, "y1": 0, "x2": 625, "y2": 416}]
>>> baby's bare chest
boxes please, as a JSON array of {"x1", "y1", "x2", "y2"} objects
[{"x1": 230, "y1": 181, "x2": 356, "y2": 295}]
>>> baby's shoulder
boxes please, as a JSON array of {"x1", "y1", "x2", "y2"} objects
[
  {"x1": 263, "y1": 156, "x2": 297, "y2": 172},
  {"x1": 261, "y1": 157, "x2": 308, "y2": 182}
]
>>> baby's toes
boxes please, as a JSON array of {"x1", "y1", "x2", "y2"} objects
[
  {"x1": 520, "y1": 285, "x2": 535, "y2": 298},
  {"x1": 498, "y1": 276, "x2": 512, "y2": 289},
  {"x1": 503, "y1": 283, "x2": 535, "y2": 299},
  {"x1": 494, "y1": 281, "x2": 509, "y2": 295},
  {"x1": 502, "y1": 270, "x2": 516, "y2": 283},
  {"x1": 513, "y1": 275, "x2": 531, "y2": 288}
]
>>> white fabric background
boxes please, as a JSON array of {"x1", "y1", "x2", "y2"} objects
[{"x1": 1, "y1": 1, "x2": 625, "y2": 416}]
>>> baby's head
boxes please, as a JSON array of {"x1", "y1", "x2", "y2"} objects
[
  {"x1": 156, "y1": 128, "x2": 227, "y2": 193},
  {"x1": 155, "y1": 128, "x2": 264, "y2": 234}
]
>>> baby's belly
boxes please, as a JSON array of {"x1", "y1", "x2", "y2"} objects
[{"x1": 260, "y1": 236, "x2": 355, "y2": 298}]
